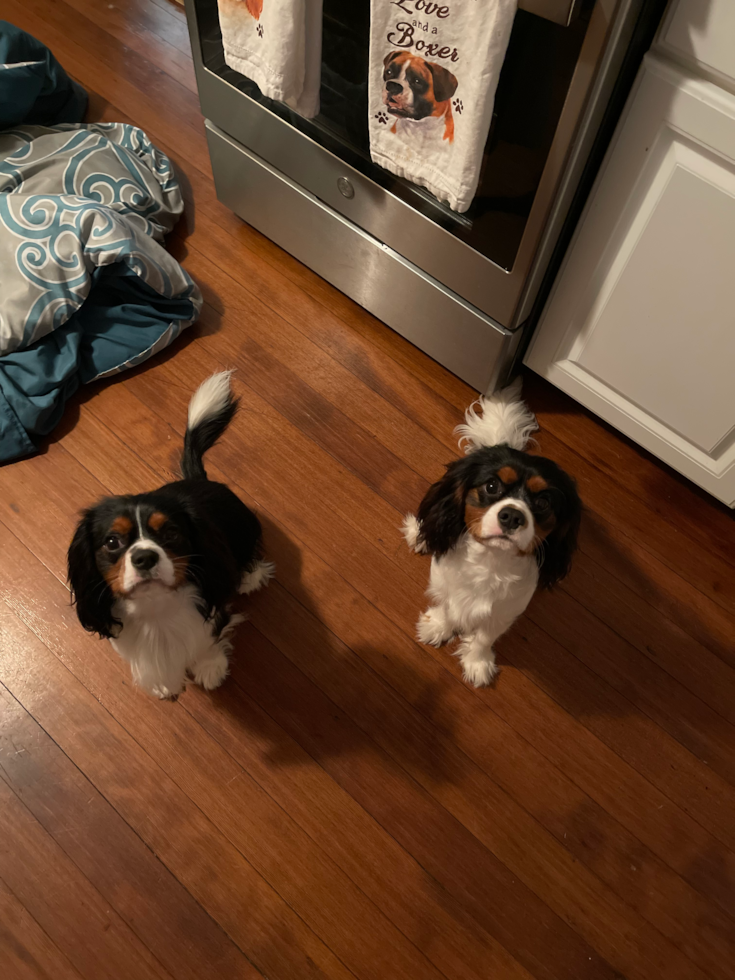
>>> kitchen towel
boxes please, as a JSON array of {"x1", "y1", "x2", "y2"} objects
[
  {"x1": 368, "y1": 0, "x2": 517, "y2": 213},
  {"x1": 217, "y1": 0, "x2": 323, "y2": 118}
]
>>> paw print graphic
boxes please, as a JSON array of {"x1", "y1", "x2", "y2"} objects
[
  {"x1": 256, "y1": 24, "x2": 264, "y2": 38},
  {"x1": 374, "y1": 111, "x2": 389, "y2": 125},
  {"x1": 453, "y1": 98, "x2": 463, "y2": 114}
]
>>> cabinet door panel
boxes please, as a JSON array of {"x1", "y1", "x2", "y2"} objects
[{"x1": 658, "y1": 0, "x2": 735, "y2": 90}]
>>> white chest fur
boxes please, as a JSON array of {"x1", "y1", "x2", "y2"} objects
[
  {"x1": 429, "y1": 535, "x2": 538, "y2": 631},
  {"x1": 417, "y1": 535, "x2": 538, "y2": 688},
  {"x1": 110, "y1": 583, "x2": 228, "y2": 698}
]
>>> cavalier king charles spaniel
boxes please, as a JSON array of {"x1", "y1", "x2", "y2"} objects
[
  {"x1": 68, "y1": 371, "x2": 274, "y2": 699},
  {"x1": 403, "y1": 380, "x2": 581, "y2": 688}
]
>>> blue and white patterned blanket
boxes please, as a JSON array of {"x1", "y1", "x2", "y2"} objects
[{"x1": 0, "y1": 121, "x2": 202, "y2": 461}]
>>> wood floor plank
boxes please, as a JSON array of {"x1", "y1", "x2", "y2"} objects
[
  {"x1": 0, "y1": 563, "x2": 356, "y2": 980},
  {"x1": 524, "y1": 372, "x2": 735, "y2": 573},
  {"x1": 61, "y1": 0, "x2": 197, "y2": 93},
  {"x1": 577, "y1": 511, "x2": 735, "y2": 669},
  {"x1": 535, "y1": 430, "x2": 735, "y2": 620},
  {"x1": 0, "y1": 678, "x2": 265, "y2": 980},
  {"x1": 180, "y1": 678, "x2": 536, "y2": 980},
  {"x1": 243, "y1": 588, "x2": 727, "y2": 980},
  {"x1": 0, "y1": 878, "x2": 85, "y2": 980},
  {"x1": 539, "y1": 578, "x2": 735, "y2": 781},
  {"x1": 0, "y1": 533, "x2": 461, "y2": 980},
  {"x1": 505, "y1": 615, "x2": 735, "y2": 855},
  {"x1": 174, "y1": 244, "x2": 450, "y2": 483},
  {"x1": 0, "y1": 774, "x2": 171, "y2": 980}
]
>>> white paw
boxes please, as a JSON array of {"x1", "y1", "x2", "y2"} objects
[
  {"x1": 401, "y1": 515, "x2": 427, "y2": 554},
  {"x1": 193, "y1": 651, "x2": 229, "y2": 691},
  {"x1": 416, "y1": 609, "x2": 453, "y2": 647},
  {"x1": 459, "y1": 651, "x2": 499, "y2": 688},
  {"x1": 151, "y1": 684, "x2": 180, "y2": 700},
  {"x1": 239, "y1": 560, "x2": 276, "y2": 594}
]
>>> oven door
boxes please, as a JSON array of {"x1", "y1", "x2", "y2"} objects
[{"x1": 184, "y1": 0, "x2": 632, "y2": 328}]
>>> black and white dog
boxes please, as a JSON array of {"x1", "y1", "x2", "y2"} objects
[
  {"x1": 404, "y1": 381, "x2": 581, "y2": 687},
  {"x1": 68, "y1": 372, "x2": 274, "y2": 699}
]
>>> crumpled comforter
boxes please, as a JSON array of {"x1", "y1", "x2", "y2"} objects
[{"x1": 0, "y1": 22, "x2": 201, "y2": 462}]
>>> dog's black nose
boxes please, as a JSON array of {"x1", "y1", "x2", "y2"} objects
[
  {"x1": 498, "y1": 507, "x2": 527, "y2": 532},
  {"x1": 131, "y1": 548, "x2": 159, "y2": 571},
  {"x1": 385, "y1": 81, "x2": 402, "y2": 96}
]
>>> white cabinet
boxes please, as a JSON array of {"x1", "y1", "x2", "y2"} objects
[
  {"x1": 658, "y1": 0, "x2": 735, "y2": 90},
  {"x1": 525, "y1": 53, "x2": 735, "y2": 506}
]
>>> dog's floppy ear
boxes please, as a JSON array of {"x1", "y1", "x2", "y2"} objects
[
  {"x1": 537, "y1": 475, "x2": 582, "y2": 589},
  {"x1": 384, "y1": 49, "x2": 401, "y2": 69},
  {"x1": 417, "y1": 456, "x2": 474, "y2": 556},
  {"x1": 427, "y1": 62, "x2": 458, "y2": 103},
  {"x1": 68, "y1": 511, "x2": 119, "y2": 638}
]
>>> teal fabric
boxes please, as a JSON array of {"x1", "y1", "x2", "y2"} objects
[
  {"x1": 0, "y1": 26, "x2": 200, "y2": 463},
  {"x1": 0, "y1": 21, "x2": 87, "y2": 128},
  {"x1": 0, "y1": 267, "x2": 199, "y2": 460}
]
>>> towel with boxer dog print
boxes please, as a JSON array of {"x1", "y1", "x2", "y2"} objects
[
  {"x1": 217, "y1": 0, "x2": 322, "y2": 118},
  {"x1": 369, "y1": 0, "x2": 516, "y2": 213}
]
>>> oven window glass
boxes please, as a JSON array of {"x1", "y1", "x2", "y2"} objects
[{"x1": 196, "y1": 0, "x2": 593, "y2": 271}]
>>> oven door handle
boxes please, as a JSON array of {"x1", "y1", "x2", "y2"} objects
[{"x1": 518, "y1": 0, "x2": 581, "y2": 27}]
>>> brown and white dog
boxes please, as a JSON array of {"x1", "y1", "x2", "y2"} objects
[
  {"x1": 68, "y1": 372, "x2": 274, "y2": 699},
  {"x1": 382, "y1": 51, "x2": 458, "y2": 143},
  {"x1": 403, "y1": 382, "x2": 581, "y2": 688}
]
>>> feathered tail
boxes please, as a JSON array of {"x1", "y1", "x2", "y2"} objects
[
  {"x1": 181, "y1": 371, "x2": 238, "y2": 480},
  {"x1": 454, "y1": 377, "x2": 537, "y2": 454}
]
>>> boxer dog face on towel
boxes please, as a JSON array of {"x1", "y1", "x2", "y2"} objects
[{"x1": 382, "y1": 51, "x2": 458, "y2": 143}]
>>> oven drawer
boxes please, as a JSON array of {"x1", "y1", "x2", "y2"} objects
[{"x1": 205, "y1": 120, "x2": 520, "y2": 392}]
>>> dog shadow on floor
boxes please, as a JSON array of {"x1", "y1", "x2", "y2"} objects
[
  {"x1": 500, "y1": 506, "x2": 733, "y2": 724},
  {"x1": 183, "y1": 512, "x2": 459, "y2": 787}
]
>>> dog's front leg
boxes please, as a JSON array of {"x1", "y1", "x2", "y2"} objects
[
  {"x1": 416, "y1": 604, "x2": 455, "y2": 647},
  {"x1": 455, "y1": 610, "x2": 519, "y2": 688}
]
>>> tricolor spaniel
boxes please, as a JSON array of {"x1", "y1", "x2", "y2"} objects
[
  {"x1": 403, "y1": 381, "x2": 581, "y2": 687},
  {"x1": 68, "y1": 372, "x2": 274, "y2": 699}
]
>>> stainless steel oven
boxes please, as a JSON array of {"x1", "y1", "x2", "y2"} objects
[{"x1": 183, "y1": 0, "x2": 660, "y2": 390}]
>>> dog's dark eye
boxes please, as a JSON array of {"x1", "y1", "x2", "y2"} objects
[
  {"x1": 104, "y1": 534, "x2": 122, "y2": 551},
  {"x1": 485, "y1": 477, "x2": 501, "y2": 495},
  {"x1": 408, "y1": 71, "x2": 428, "y2": 94},
  {"x1": 534, "y1": 494, "x2": 551, "y2": 514}
]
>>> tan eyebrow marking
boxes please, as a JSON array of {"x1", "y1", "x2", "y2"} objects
[
  {"x1": 148, "y1": 511, "x2": 167, "y2": 531},
  {"x1": 497, "y1": 467, "x2": 518, "y2": 484},
  {"x1": 110, "y1": 516, "x2": 132, "y2": 535},
  {"x1": 527, "y1": 475, "x2": 548, "y2": 493}
]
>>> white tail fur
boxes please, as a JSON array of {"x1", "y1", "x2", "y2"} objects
[
  {"x1": 454, "y1": 378, "x2": 537, "y2": 454},
  {"x1": 187, "y1": 370, "x2": 234, "y2": 429}
]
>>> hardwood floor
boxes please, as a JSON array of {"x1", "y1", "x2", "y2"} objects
[{"x1": 1, "y1": 3, "x2": 734, "y2": 979}]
